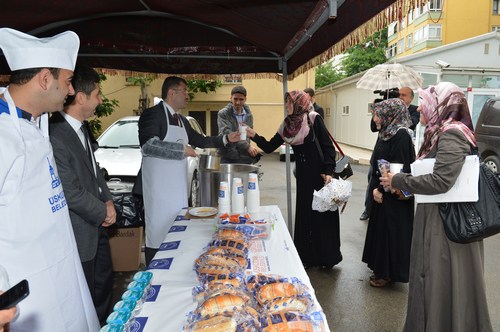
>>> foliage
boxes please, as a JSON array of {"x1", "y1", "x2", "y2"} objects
[
  {"x1": 315, "y1": 28, "x2": 388, "y2": 88},
  {"x1": 186, "y1": 79, "x2": 222, "y2": 101},
  {"x1": 315, "y1": 62, "x2": 346, "y2": 89},
  {"x1": 90, "y1": 73, "x2": 119, "y2": 136},
  {"x1": 341, "y1": 28, "x2": 388, "y2": 77}
]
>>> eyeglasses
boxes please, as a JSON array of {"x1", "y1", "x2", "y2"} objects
[{"x1": 173, "y1": 88, "x2": 189, "y2": 94}]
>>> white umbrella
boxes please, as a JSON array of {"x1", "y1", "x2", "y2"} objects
[{"x1": 356, "y1": 63, "x2": 424, "y2": 92}]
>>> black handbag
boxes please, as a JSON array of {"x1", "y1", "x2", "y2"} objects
[{"x1": 439, "y1": 162, "x2": 500, "y2": 243}]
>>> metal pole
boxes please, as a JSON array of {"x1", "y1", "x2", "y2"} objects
[{"x1": 281, "y1": 61, "x2": 293, "y2": 234}]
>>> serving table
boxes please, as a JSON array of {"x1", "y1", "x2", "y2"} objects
[{"x1": 124, "y1": 205, "x2": 330, "y2": 332}]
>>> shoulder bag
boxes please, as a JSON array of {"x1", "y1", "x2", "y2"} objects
[
  {"x1": 439, "y1": 160, "x2": 500, "y2": 243},
  {"x1": 310, "y1": 114, "x2": 353, "y2": 180}
]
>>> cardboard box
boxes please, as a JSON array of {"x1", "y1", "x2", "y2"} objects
[{"x1": 108, "y1": 227, "x2": 143, "y2": 272}]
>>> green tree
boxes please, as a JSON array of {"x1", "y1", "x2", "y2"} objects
[
  {"x1": 315, "y1": 61, "x2": 346, "y2": 89},
  {"x1": 341, "y1": 28, "x2": 388, "y2": 77},
  {"x1": 186, "y1": 79, "x2": 222, "y2": 101},
  {"x1": 315, "y1": 28, "x2": 388, "y2": 88},
  {"x1": 89, "y1": 73, "x2": 119, "y2": 136}
]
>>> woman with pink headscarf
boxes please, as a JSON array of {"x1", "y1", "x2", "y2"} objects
[
  {"x1": 247, "y1": 90, "x2": 342, "y2": 269},
  {"x1": 381, "y1": 82, "x2": 492, "y2": 331}
]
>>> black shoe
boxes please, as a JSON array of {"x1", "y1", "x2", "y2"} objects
[{"x1": 360, "y1": 211, "x2": 369, "y2": 220}]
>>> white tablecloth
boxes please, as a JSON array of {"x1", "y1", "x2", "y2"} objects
[{"x1": 127, "y1": 205, "x2": 330, "y2": 332}]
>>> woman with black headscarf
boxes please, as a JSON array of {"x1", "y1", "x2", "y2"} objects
[
  {"x1": 246, "y1": 90, "x2": 342, "y2": 269},
  {"x1": 381, "y1": 82, "x2": 492, "y2": 331},
  {"x1": 361, "y1": 98, "x2": 416, "y2": 287}
]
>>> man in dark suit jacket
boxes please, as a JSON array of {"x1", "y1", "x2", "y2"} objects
[
  {"x1": 49, "y1": 65, "x2": 116, "y2": 324},
  {"x1": 304, "y1": 87, "x2": 325, "y2": 117},
  {"x1": 134, "y1": 76, "x2": 241, "y2": 265},
  {"x1": 399, "y1": 87, "x2": 419, "y2": 130}
]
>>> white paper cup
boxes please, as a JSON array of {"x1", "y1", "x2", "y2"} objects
[
  {"x1": 218, "y1": 202, "x2": 231, "y2": 215},
  {"x1": 239, "y1": 125, "x2": 247, "y2": 140},
  {"x1": 231, "y1": 178, "x2": 245, "y2": 215},
  {"x1": 247, "y1": 173, "x2": 260, "y2": 212},
  {"x1": 218, "y1": 181, "x2": 230, "y2": 202},
  {"x1": 389, "y1": 163, "x2": 404, "y2": 174}
]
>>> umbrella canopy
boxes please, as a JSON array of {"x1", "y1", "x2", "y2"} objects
[{"x1": 356, "y1": 63, "x2": 424, "y2": 91}]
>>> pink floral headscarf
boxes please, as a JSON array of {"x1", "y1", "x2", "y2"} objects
[
  {"x1": 278, "y1": 90, "x2": 314, "y2": 145},
  {"x1": 417, "y1": 82, "x2": 476, "y2": 159}
]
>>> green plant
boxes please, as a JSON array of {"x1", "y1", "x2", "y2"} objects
[
  {"x1": 186, "y1": 79, "x2": 222, "y2": 100},
  {"x1": 89, "y1": 73, "x2": 119, "y2": 136}
]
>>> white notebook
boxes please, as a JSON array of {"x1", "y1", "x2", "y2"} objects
[{"x1": 410, "y1": 155, "x2": 479, "y2": 203}]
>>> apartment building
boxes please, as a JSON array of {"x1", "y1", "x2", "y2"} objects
[{"x1": 387, "y1": 0, "x2": 500, "y2": 59}]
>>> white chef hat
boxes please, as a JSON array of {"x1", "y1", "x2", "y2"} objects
[{"x1": 0, "y1": 28, "x2": 79, "y2": 71}]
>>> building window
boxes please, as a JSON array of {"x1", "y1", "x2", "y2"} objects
[
  {"x1": 492, "y1": 26, "x2": 500, "y2": 31},
  {"x1": 406, "y1": 34, "x2": 413, "y2": 48},
  {"x1": 414, "y1": 24, "x2": 441, "y2": 44},
  {"x1": 494, "y1": 0, "x2": 499, "y2": 15},
  {"x1": 342, "y1": 105, "x2": 350, "y2": 115},
  {"x1": 415, "y1": 4, "x2": 428, "y2": 17},
  {"x1": 223, "y1": 74, "x2": 242, "y2": 83},
  {"x1": 397, "y1": 39, "x2": 404, "y2": 54},
  {"x1": 386, "y1": 43, "x2": 397, "y2": 58},
  {"x1": 408, "y1": 9, "x2": 414, "y2": 24},
  {"x1": 428, "y1": 24, "x2": 442, "y2": 40},
  {"x1": 388, "y1": 22, "x2": 399, "y2": 36},
  {"x1": 429, "y1": 0, "x2": 442, "y2": 11}
]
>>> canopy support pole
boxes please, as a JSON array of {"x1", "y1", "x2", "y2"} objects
[{"x1": 281, "y1": 60, "x2": 293, "y2": 234}]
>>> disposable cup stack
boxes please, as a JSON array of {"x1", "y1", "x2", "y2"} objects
[
  {"x1": 246, "y1": 173, "x2": 260, "y2": 213},
  {"x1": 218, "y1": 181, "x2": 231, "y2": 215},
  {"x1": 231, "y1": 177, "x2": 245, "y2": 215}
]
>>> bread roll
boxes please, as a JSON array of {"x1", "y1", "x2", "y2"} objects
[
  {"x1": 191, "y1": 315, "x2": 236, "y2": 332},
  {"x1": 257, "y1": 282, "x2": 298, "y2": 304},
  {"x1": 198, "y1": 293, "x2": 246, "y2": 317}
]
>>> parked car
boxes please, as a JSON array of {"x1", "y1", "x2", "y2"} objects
[
  {"x1": 476, "y1": 98, "x2": 500, "y2": 174},
  {"x1": 94, "y1": 115, "x2": 209, "y2": 206},
  {"x1": 279, "y1": 143, "x2": 295, "y2": 162}
]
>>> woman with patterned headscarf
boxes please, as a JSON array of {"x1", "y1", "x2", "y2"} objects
[
  {"x1": 246, "y1": 90, "x2": 342, "y2": 269},
  {"x1": 381, "y1": 82, "x2": 492, "y2": 331},
  {"x1": 361, "y1": 98, "x2": 416, "y2": 287}
]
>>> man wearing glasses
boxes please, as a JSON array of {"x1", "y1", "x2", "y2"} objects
[{"x1": 134, "y1": 76, "x2": 240, "y2": 264}]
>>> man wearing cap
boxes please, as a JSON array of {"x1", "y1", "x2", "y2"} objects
[
  {"x1": 0, "y1": 28, "x2": 100, "y2": 331},
  {"x1": 134, "y1": 76, "x2": 241, "y2": 265},
  {"x1": 217, "y1": 85, "x2": 260, "y2": 164},
  {"x1": 49, "y1": 65, "x2": 116, "y2": 325}
]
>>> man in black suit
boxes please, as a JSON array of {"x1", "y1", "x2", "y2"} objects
[
  {"x1": 49, "y1": 65, "x2": 116, "y2": 325},
  {"x1": 133, "y1": 76, "x2": 240, "y2": 265},
  {"x1": 304, "y1": 88, "x2": 324, "y2": 117}
]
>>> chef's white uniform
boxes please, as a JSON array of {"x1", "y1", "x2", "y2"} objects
[
  {"x1": 142, "y1": 103, "x2": 188, "y2": 249},
  {"x1": 0, "y1": 88, "x2": 100, "y2": 331}
]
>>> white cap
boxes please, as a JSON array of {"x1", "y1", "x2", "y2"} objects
[{"x1": 0, "y1": 28, "x2": 79, "y2": 71}]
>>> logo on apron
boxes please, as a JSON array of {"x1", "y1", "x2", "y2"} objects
[{"x1": 47, "y1": 157, "x2": 61, "y2": 188}]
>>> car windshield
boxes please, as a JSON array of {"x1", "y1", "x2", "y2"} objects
[{"x1": 98, "y1": 120, "x2": 139, "y2": 148}]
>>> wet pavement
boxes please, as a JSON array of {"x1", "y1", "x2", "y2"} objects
[{"x1": 112, "y1": 152, "x2": 500, "y2": 331}]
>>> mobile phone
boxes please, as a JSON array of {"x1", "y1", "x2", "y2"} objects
[{"x1": 0, "y1": 279, "x2": 29, "y2": 310}]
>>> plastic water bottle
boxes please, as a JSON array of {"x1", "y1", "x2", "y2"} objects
[
  {"x1": 127, "y1": 280, "x2": 148, "y2": 302},
  {"x1": 113, "y1": 299, "x2": 137, "y2": 316},
  {"x1": 132, "y1": 271, "x2": 153, "y2": 288},
  {"x1": 104, "y1": 311, "x2": 134, "y2": 332},
  {"x1": 121, "y1": 289, "x2": 144, "y2": 316},
  {"x1": 99, "y1": 324, "x2": 124, "y2": 332}
]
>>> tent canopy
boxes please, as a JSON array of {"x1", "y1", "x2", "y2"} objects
[{"x1": 0, "y1": 0, "x2": 410, "y2": 78}]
